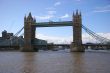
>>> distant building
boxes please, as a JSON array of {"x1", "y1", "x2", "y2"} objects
[
  {"x1": 0, "y1": 30, "x2": 48, "y2": 50},
  {"x1": 2, "y1": 30, "x2": 13, "y2": 39},
  {"x1": 34, "y1": 38, "x2": 47, "y2": 45}
]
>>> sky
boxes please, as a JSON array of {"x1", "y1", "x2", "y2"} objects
[{"x1": 0, "y1": 0, "x2": 110, "y2": 43}]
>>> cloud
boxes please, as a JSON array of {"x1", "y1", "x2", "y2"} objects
[
  {"x1": 93, "y1": 5, "x2": 110, "y2": 13},
  {"x1": 35, "y1": 15, "x2": 54, "y2": 20},
  {"x1": 75, "y1": 0, "x2": 81, "y2": 2},
  {"x1": 35, "y1": 10, "x2": 56, "y2": 20},
  {"x1": 60, "y1": 14, "x2": 69, "y2": 18},
  {"x1": 47, "y1": 10, "x2": 56, "y2": 14},
  {"x1": 46, "y1": 7, "x2": 55, "y2": 10},
  {"x1": 36, "y1": 33, "x2": 110, "y2": 44},
  {"x1": 93, "y1": 9, "x2": 110, "y2": 13},
  {"x1": 54, "y1": 2, "x2": 61, "y2": 6}
]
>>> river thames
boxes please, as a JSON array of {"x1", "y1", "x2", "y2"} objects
[{"x1": 0, "y1": 50, "x2": 110, "y2": 73}]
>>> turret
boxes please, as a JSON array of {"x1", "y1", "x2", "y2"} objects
[
  {"x1": 73, "y1": 10, "x2": 82, "y2": 26},
  {"x1": 73, "y1": 10, "x2": 81, "y2": 17},
  {"x1": 24, "y1": 15, "x2": 27, "y2": 22},
  {"x1": 33, "y1": 17, "x2": 36, "y2": 23},
  {"x1": 73, "y1": 11, "x2": 75, "y2": 17},
  {"x1": 25, "y1": 12, "x2": 34, "y2": 22},
  {"x1": 79, "y1": 11, "x2": 81, "y2": 16},
  {"x1": 76, "y1": 9, "x2": 78, "y2": 15},
  {"x1": 28, "y1": 12, "x2": 32, "y2": 19}
]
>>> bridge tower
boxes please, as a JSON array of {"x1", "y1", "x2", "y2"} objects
[
  {"x1": 22, "y1": 12, "x2": 36, "y2": 52},
  {"x1": 71, "y1": 10, "x2": 84, "y2": 52}
]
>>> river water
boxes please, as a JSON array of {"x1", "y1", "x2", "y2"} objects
[{"x1": 0, "y1": 50, "x2": 110, "y2": 73}]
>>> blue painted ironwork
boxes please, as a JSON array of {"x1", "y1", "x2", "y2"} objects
[{"x1": 33, "y1": 21, "x2": 73, "y2": 27}]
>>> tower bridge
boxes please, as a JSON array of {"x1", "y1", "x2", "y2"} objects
[
  {"x1": 23, "y1": 10, "x2": 83, "y2": 52},
  {"x1": 0, "y1": 10, "x2": 110, "y2": 52}
]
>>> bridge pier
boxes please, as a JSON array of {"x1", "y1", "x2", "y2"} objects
[
  {"x1": 70, "y1": 10, "x2": 85, "y2": 52},
  {"x1": 71, "y1": 42, "x2": 84, "y2": 52}
]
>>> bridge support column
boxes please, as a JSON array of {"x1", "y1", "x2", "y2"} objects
[
  {"x1": 22, "y1": 12, "x2": 36, "y2": 52},
  {"x1": 71, "y1": 10, "x2": 85, "y2": 52}
]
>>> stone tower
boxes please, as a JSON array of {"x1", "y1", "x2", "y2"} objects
[
  {"x1": 71, "y1": 10, "x2": 84, "y2": 52},
  {"x1": 22, "y1": 12, "x2": 36, "y2": 52}
]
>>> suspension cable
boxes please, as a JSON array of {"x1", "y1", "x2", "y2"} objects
[
  {"x1": 82, "y1": 25, "x2": 110, "y2": 44},
  {"x1": 14, "y1": 26, "x2": 24, "y2": 36}
]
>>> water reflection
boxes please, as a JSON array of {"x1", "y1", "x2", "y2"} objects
[
  {"x1": 21, "y1": 53, "x2": 36, "y2": 73},
  {"x1": 72, "y1": 53, "x2": 86, "y2": 73}
]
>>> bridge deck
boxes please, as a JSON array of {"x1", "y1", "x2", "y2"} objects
[
  {"x1": 33, "y1": 21, "x2": 73, "y2": 27},
  {"x1": 34, "y1": 44, "x2": 70, "y2": 46}
]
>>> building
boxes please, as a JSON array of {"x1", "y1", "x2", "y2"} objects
[
  {"x1": 0, "y1": 30, "x2": 48, "y2": 50},
  {"x1": 2, "y1": 30, "x2": 13, "y2": 39}
]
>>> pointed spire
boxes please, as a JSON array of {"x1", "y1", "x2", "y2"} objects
[
  {"x1": 27, "y1": 12, "x2": 33, "y2": 22},
  {"x1": 24, "y1": 14, "x2": 26, "y2": 20},
  {"x1": 33, "y1": 17, "x2": 36, "y2": 22},
  {"x1": 76, "y1": 9, "x2": 78, "y2": 15},
  {"x1": 79, "y1": 11, "x2": 81, "y2": 16},
  {"x1": 29, "y1": 12, "x2": 32, "y2": 16},
  {"x1": 28, "y1": 12, "x2": 32, "y2": 18},
  {"x1": 73, "y1": 11, "x2": 75, "y2": 17}
]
